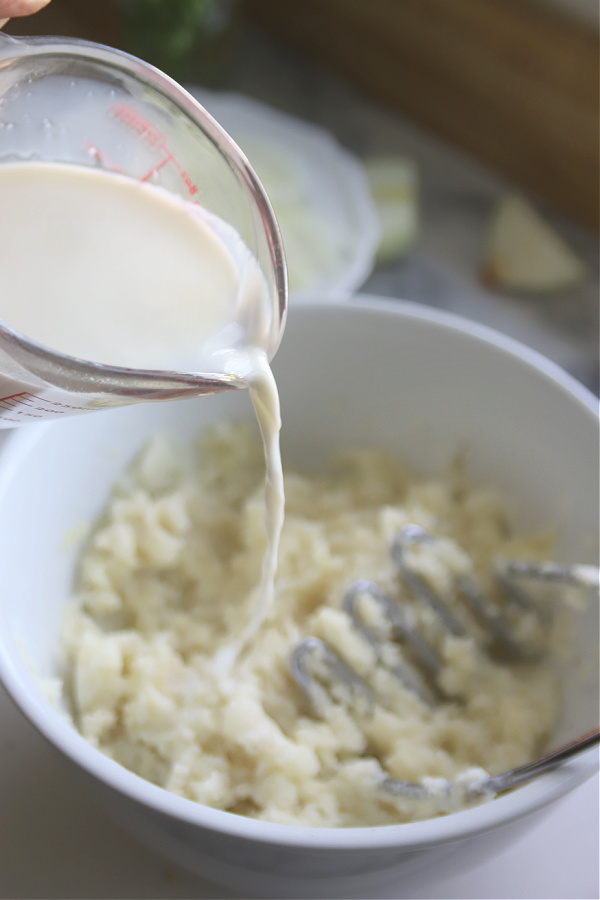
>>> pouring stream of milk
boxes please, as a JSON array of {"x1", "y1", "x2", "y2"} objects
[{"x1": 0, "y1": 161, "x2": 285, "y2": 662}]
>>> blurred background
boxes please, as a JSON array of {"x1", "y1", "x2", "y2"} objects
[{"x1": 5, "y1": 0, "x2": 599, "y2": 389}]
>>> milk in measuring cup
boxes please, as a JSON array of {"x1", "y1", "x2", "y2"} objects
[
  {"x1": 0, "y1": 161, "x2": 284, "y2": 658},
  {"x1": 0, "y1": 162, "x2": 270, "y2": 370}
]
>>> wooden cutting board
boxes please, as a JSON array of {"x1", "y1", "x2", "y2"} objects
[{"x1": 246, "y1": 0, "x2": 599, "y2": 231}]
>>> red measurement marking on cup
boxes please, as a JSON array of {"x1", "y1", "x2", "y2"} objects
[
  {"x1": 0, "y1": 392, "x2": 90, "y2": 422},
  {"x1": 109, "y1": 102, "x2": 199, "y2": 196}
]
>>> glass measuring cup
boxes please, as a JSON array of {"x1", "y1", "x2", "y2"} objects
[{"x1": 0, "y1": 32, "x2": 287, "y2": 428}]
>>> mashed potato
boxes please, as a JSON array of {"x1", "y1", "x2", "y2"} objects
[{"x1": 60, "y1": 422, "x2": 563, "y2": 827}]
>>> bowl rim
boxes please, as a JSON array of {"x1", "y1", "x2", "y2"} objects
[{"x1": 0, "y1": 294, "x2": 597, "y2": 852}]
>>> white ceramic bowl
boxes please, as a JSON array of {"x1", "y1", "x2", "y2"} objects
[
  {"x1": 188, "y1": 90, "x2": 380, "y2": 298},
  {"x1": 0, "y1": 297, "x2": 598, "y2": 899}
]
